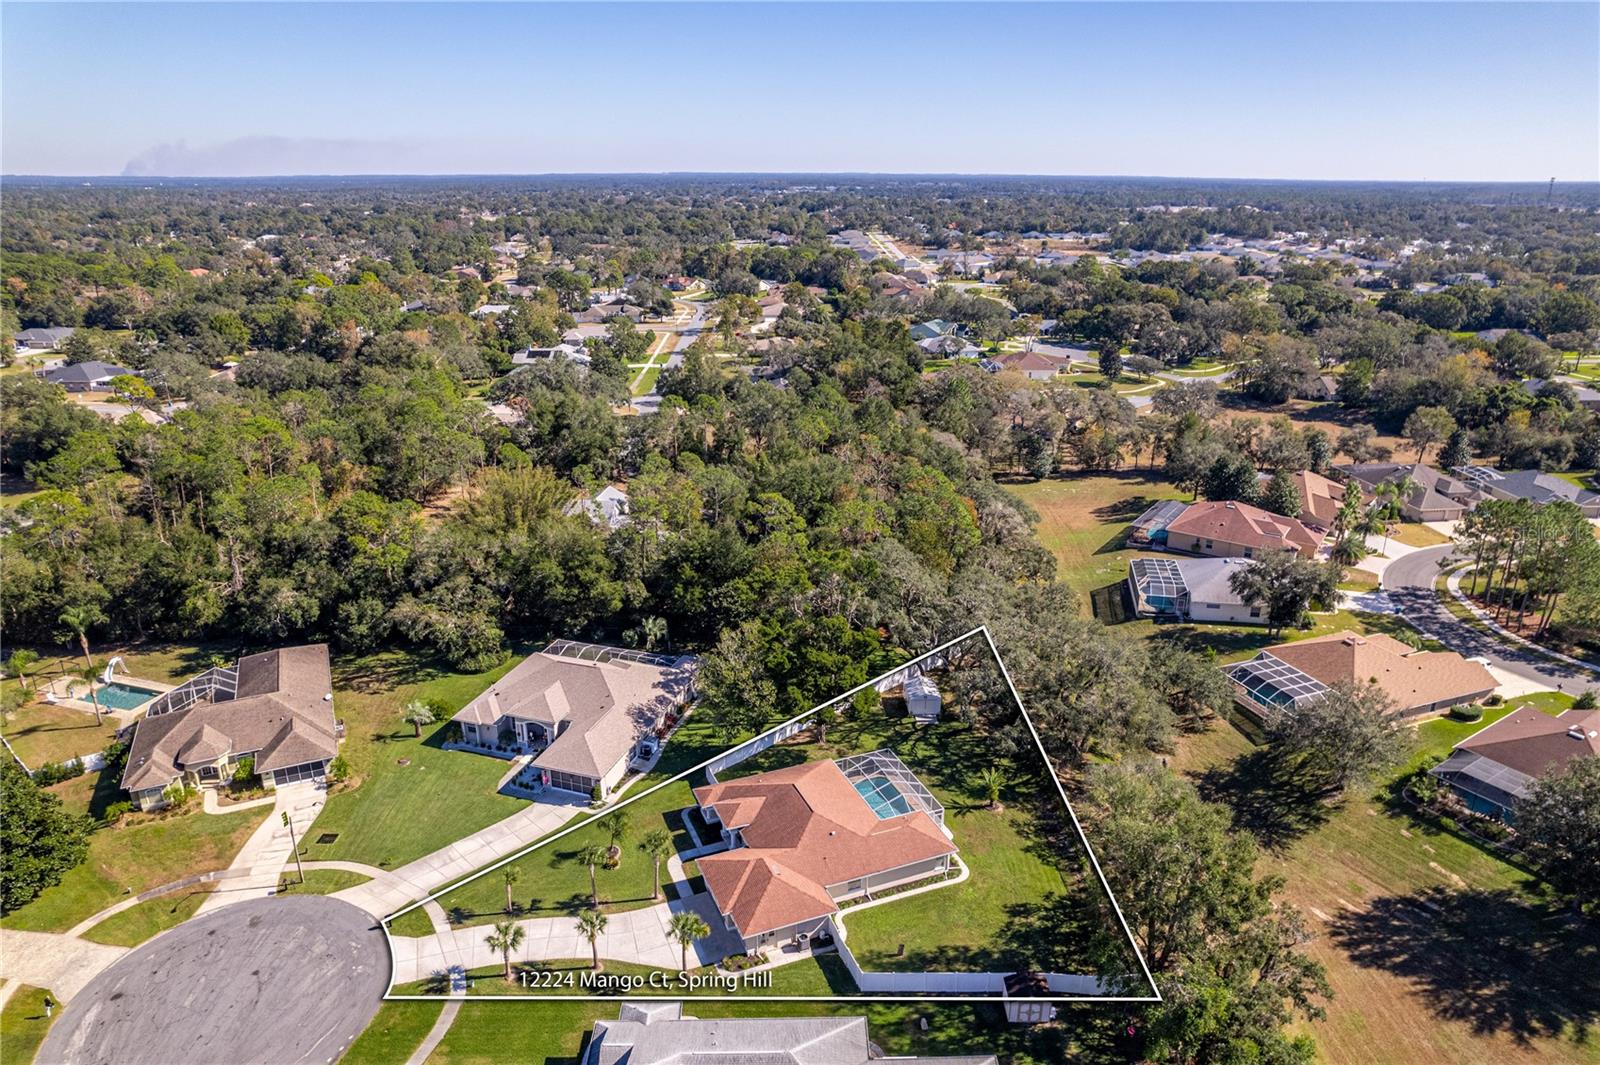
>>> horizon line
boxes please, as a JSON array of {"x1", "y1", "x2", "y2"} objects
[{"x1": 3, "y1": 171, "x2": 1596, "y2": 187}]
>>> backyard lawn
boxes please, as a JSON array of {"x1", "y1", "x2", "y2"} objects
[
  {"x1": 1169, "y1": 706, "x2": 1599, "y2": 1065},
  {"x1": 80, "y1": 887, "x2": 213, "y2": 947},
  {"x1": 0, "y1": 699, "x2": 120, "y2": 771},
  {"x1": 0, "y1": 804, "x2": 268, "y2": 933},
  {"x1": 0, "y1": 985, "x2": 57, "y2": 1065}
]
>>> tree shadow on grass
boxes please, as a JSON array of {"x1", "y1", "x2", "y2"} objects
[
  {"x1": 1327, "y1": 886, "x2": 1600, "y2": 1046},
  {"x1": 1193, "y1": 745, "x2": 1333, "y2": 851}
]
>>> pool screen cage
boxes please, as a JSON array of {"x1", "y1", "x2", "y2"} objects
[
  {"x1": 542, "y1": 639, "x2": 680, "y2": 669},
  {"x1": 835, "y1": 749, "x2": 945, "y2": 825}
]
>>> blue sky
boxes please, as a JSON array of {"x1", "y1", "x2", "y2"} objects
[{"x1": 3, "y1": 2, "x2": 1596, "y2": 180}]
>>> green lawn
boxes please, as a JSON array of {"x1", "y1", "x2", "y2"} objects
[
  {"x1": 388, "y1": 906, "x2": 437, "y2": 938},
  {"x1": 274, "y1": 868, "x2": 372, "y2": 895},
  {"x1": 301, "y1": 646, "x2": 535, "y2": 870},
  {"x1": 437, "y1": 779, "x2": 697, "y2": 926},
  {"x1": 0, "y1": 699, "x2": 121, "y2": 771},
  {"x1": 339, "y1": 1000, "x2": 443, "y2": 1065},
  {"x1": 0, "y1": 985, "x2": 56, "y2": 1065},
  {"x1": 80, "y1": 888, "x2": 213, "y2": 947},
  {"x1": 0, "y1": 804, "x2": 268, "y2": 933},
  {"x1": 1002, "y1": 472, "x2": 1187, "y2": 614}
]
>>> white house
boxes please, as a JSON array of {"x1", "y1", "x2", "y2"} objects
[{"x1": 1126, "y1": 556, "x2": 1265, "y2": 625}]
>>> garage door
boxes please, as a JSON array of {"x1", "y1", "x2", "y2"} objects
[{"x1": 273, "y1": 761, "x2": 325, "y2": 785}]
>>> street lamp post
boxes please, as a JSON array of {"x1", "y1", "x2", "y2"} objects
[{"x1": 281, "y1": 811, "x2": 304, "y2": 885}]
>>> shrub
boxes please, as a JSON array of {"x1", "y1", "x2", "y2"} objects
[
  {"x1": 1574, "y1": 689, "x2": 1598, "y2": 710},
  {"x1": 326, "y1": 755, "x2": 350, "y2": 783},
  {"x1": 161, "y1": 781, "x2": 193, "y2": 807},
  {"x1": 231, "y1": 756, "x2": 255, "y2": 784},
  {"x1": 1484, "y1": 694, "x2": 1504, "y2": 707},
  {"x1": 32, "y1": 760, "x2": 85, "y2": 787},
  {"x1": 1449, "y1": 704, "x2": 1484, "y2": 722},
  {"x1": 101, "y1": 800, "x2": 133, "y2": 823},
  {"x1": 590, "y1": 785, "x2": 603, "y2": 803}
]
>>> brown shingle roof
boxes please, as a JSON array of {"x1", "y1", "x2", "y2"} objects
[
  {"x1": 1166, "y1": 500, "x2": 1322, "y2": 555},
  {"x1": 452, "y1": 652, "x2": 693, "y2": 779},
  {"x1": 694, "y1": 760, "x2": 956, "y2": 939},
  {"x1": 1266, "y1": 631, "x2": 1496, "y2": 713},
  {"x1": 121, "y1": 645, "x2": 337, "y2": 791},
  {"x1": 1454, "y1": 707, "x2": 1600, "y2": 777}
]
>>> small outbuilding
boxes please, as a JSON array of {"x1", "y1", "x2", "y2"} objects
[{"x1": 903, "y1": 672, "x2": 943, "y2": 723}]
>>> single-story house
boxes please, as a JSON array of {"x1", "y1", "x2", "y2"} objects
[
  {"x1": 469, "y1": 303, "x2": 511, "y2": 318},
  {"x1": 121, "y1": 645, "x2": 341, "y2": 810},
  {"x1": 1225, "y1": 630, "x2": 1497, "y2": 721},
  {"x1": 1127, "y1": 556, "x2": 1265, "y2": 625},
  {"x1": 566, "y1": 484, "x2": 631, "y2": 529},
  {"x1": 15, "y1": 326, "x2": 76, "y2": 350},
  {"x1": 1523, "y1": 378, "x2": 1600, "y2": 412},
  {"x1": 41, "y1": 361, "x2": 135, "y2": 392},
  {"x1": 1457, "y1": 467, "x2": 1600, "y2": 518},
  {"x1": 1269, "y1": 469, "x2": 1354, "y2": 531},
  {"x1": 1126, "y1": 499, "x2": 1190, "y2": 546},
  {"x1": 909, "y1": 319, "x2": 955, "y2": 341},
  {"x1": 693, "y1": 751, "x2": 957, "y2": 952},
  {"x1": 450, "y1": 642, "x2": 696, "y2": 799},
  {"x1": 1164, "y1": 500, "x2": 1322, "y2": 559},
  {"x1": 512, "y1": 343, "x2": 591, "y2": 367},
  {"x1": 1300, "y1": 374, "x2": 1339, "y2": 401},
  {"x1": 989, "y1": 350, "x2": 1066, "y2": 380},
  {"x1": 587, "y1": 1002, "x2": 997, "y2": 1065},
  {"x1": 1428, "y1": 707, "x2": 1600, "y2": 823},
  {"x1": 1335, "y1": 463, "x2": 1483, "y2": 522}
]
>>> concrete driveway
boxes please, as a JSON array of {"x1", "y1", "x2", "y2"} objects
[
  {"x1": 37, "y1": 896, "x2": 388, "y2": 1065},
  {"x1": 389, "y1": 892, "x2": 741, "y2": 984},
  {"x1": 1382, "y1": 544, "x2": 1599, "y2": 693}
]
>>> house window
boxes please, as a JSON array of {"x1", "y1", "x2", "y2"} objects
[
  {"x1": 1250, "y1": 607, "x2": 1262, "y2": 617},
  {"x1": 1242, "y1": 548, "x2": 1253, "y2": 558}
]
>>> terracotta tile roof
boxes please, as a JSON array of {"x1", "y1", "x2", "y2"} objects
[
  {"x1": 1454, "y1": 707, "x2": 1600, "y2": 778},
  {"x1": 1266, "y1": 630, "x2": 1496, "y2": 713},
  {"x1": 121, "y1": 645, "x2": 338, "y2": 791},
  {"x1": 1166, "y1": 500, "x2": 1322, "y2": 555},
  {"x1": 694, "y1": 760, "x2": 956, "y2": 939}
]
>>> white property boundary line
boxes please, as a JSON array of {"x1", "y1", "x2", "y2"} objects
[{"x1": 379, "y1": 625, "x2": 1162, "y2": 1004}]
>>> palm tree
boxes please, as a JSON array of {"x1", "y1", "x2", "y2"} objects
[
  {"x1": 975, "y1": 766, "x2": 1006, "y2": 810},
  {"x1": 502, "y1": 866, "x2": 521, "y2": 914},
  {"x1": 579, "y1": 843, "x2": 609, "y2": 908},
  {"x1": 640, "y1": 616, "x2": 667, "y2": 651},
  {"x1": 402, "y1": 699, "x2": 436, "y2": 738},
  {"x1": 58, "y1": 605, "x2": 102, "y2": 672},
  {"x1": 667, "y1": 911, "x2": 710, "y2": 972},
  {"x1": 576, "y1": 909, "x2": 609, "y2": 973},
  {"x1": 598, "y1": 810, "x2": 628, "y2": 867},
  {"x1": 485, "y1": 919, "x2": 525, "y2": 983},
  {"x1": 76, "y1": 664, "x2": 104, "y2": 725},
  {"x1": 640, "y1": 828, "x2": 673, "y2": 901}
]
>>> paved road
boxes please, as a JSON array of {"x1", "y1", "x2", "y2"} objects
[
  {"x1": 38, "y1": 896, "x2": 388, "y2": 1065},
  {"x1": 632, "y1": 302, "x2": 705, "y2": 415},
  {"x1": 1382, "y1": 544, "x2": 1599, "y2": 693}
]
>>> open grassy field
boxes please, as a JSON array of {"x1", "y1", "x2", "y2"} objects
[
  {"x1": 0, "y1": 802, "x2": 267, "y2": 933},
  {"x1": 80, "y1": 886, "x2": 213, "y2": 947},
  {"x1": 1169, "y1": 707, "x2": 1599, "y2": 1065},
  {"x1": 1002, "y1": 472, "x2": 1187, "y2": 614},
  {"x1": 0, "y1": 985, "x2": 57, "y2": 1065}
]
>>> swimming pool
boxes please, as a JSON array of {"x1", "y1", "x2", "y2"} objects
[
  {"x1": 90, "y1": 681, "x2": 161, "y2": 711},
  {"x1": 852, "y1": 775, "x2": 915, "y2": 819}
]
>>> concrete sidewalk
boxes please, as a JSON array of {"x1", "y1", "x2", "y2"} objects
[{"x1": 388, "y1": 892, "x2": 740, "y2": 984}]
